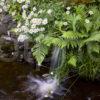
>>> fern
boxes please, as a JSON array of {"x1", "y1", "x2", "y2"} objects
[
  {"x1": 61, "y1": 31, "x2": 86, "y2": 39},
  {"x1": 68, "y1": 55, "x2": 77, "y2": 67},
  {"x1": 42, "y1": 36, "x2": 66, "y2": 48},
  {"x1": 84, "y1": 31, "x2": 100, "y2": 43},
  {"x1": 66, "y1": 14, "x2": 81, "y2": 32},
  {"x1": 31, "y1": 43, "x2": 49, "y2": 65}
]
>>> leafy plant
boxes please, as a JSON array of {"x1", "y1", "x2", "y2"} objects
[
  {"x1": 32, "y1": 43, "x2": 49, "y2": 65},
  {"x1": 5, "y1": 0, "x2": 100, "y2": 80}
]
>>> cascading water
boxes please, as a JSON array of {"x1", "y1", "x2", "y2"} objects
[
  {"x1": 21, "y1": 47, "x2": 68, "y2": 100},
  {"x1": 50, "y1": 46, "x2": 61, "y2": 69}
]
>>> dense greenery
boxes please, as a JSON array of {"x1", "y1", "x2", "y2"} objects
[{"x1": 1, "y1": 0, "x2": 100, "y2": 80}]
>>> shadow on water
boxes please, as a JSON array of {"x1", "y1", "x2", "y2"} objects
[{"x1": 0, "y1": 62, "x2": 100, "y2": 100}]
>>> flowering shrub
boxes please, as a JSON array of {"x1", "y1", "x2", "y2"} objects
[
  {"x1": 0, "y1": 0, "x2": 9, "y2": 13},
  {"x1": 7, "y1": 0, "x2": 64, "y2": 65}
]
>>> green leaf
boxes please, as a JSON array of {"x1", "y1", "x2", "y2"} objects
[
  {"x1": 66, "y1": 14, "x2": 81, "y2": 31},
  {"x1": 84, "y1": 22, "x2": 93, "y2": 33},
  {"x1": 42, "y1": 36, "x2": 66, "y2": 48},
  {"x1": 32, "y1": 44, "x2": 49, "y2": 65},
  {"x1": 62, "y1": 31, "x2": 83, "y2": 39},
  {"x1": 84, "y1": 31, "x2": 100, "y2": 43},
  {"x1": 68, "y1": 55, "x2": 77, "y2": 67},
  {"x1": 88, "y1": 43, "x2": 100, "y2": 53}
]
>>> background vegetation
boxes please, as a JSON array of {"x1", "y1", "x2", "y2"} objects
[{"x1": 1, "y1": 0, "x2": 100, "y2": 81}]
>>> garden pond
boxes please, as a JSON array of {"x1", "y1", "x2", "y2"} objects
[{"x1": 0, "y1": 62, "x2": 100, "y2": 100}]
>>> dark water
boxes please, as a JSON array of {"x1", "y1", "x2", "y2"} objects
[{"x1": 0, "y1": 62, "x2": 100, "y2": 100}]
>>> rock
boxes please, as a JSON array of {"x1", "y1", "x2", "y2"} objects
[{"x1": 0, "y1": 14, "x2": 16, "y2": 35}]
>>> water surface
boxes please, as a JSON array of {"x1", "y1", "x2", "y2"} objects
[{"x1": 0, "y1": 62, "x2": 100, "y2": 100}]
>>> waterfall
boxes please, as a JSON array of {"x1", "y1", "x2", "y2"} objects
[
  {"x1": 50, "y1": 46, "x2": 61, "y2": 69},
  {"x1": 50, "y1": 46, "x2": 66, "y2": 70}
]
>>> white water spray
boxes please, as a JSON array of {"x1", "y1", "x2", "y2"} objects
[{"x1": 24, "y1": 73, "x2": 65, "y2": 100}]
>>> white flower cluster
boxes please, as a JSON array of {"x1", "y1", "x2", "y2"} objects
[
  {"x1": 9, "y1": 0, "x2": 52, "y2": 42},
  {"x1": 66, "y1": 6, "x2": 71, "y2": 15},
  {"x1": 88, "y1": 10, "x2": 94, "y2": 15},
  {"x1": 0, "y1": 0, "x2": 9, "y2": 13},
  {"x1": 85, "y1": 19, "x2": 90, "y2": 23},
  {"x1": 12, "y1": 0, "x2": 49, "y2": 36},
  {"x1": 17, "y1": 34, "x2": 29, "y2": 42},
  {"x1": 13, "y1": 0, "x2": 30, "y2": 4},
  {"x1": 16, "y1": 17, "x2": 48, "y2": 35}
]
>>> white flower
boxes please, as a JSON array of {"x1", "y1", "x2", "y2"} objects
[
  {"x1": 0, "y1": 8, "x2": 2, "y2": 13},
  {"x1": 25, "y1": 20, "x2": 29, "y2": 26},
  {"x1": 89, "y1": 10, "x2": 94, "y2": 15},
  {"x1": 11, "y1": 11, "x2": 16, "y2": 16},
  {"x1": 29, "y1": 28, "x2": 39, "y2": 34},
  {"x1": 66, "y1": 7, "x2": 71, "y2": 10},
  {"x1": 21, "y1": 26, "x2": 28, "y2": 32},
  {"x1": 22, "y1": 10, "x2": 27, "y2": 19},
  {"x1": 33, "y1": 13, "x2": 38, "y2": 17},
  {"x1": 33, "y1": 28, "x2": 39, "y2": 33},
  {"x1": 50, "y1": 72, "x2": 54, "y2": 75},
  {"x1": 40, "y1": 27, "x2": 45, "y2": 32},
  {"x1": 31, "y1": 24, "x2": 36, "y2": 29},
  {"x1": 47, "y1": 9, "x2": 52, "y2": 15},
  {"x1": 31, "y1": 18, "x2": 42, "y2": 25},
  {"x1": 22, "y1": 4, "x2": 28, "y2": 10},
  {"x1": 17, "y1": 0, "x2": 25, "y2": 3},
  {"x1": 66, "y1": 11, "x2": 70, "y2": 15},
  {"x1": 28, "y1": 11, "x2": 34, "y2": 19},
  {"x1": 3, "y1": 5, "x2": 8, "y2": 11},
  {"x1": 2, "y1": 0, "x2": 5, "y2": 1},
  {"x1": 42, "y1": 18, "x2": 48, "y2": 25},
  {"x1": 63, "y1": 22, "x2": 68, "y2": 26},
  {"x1": 29, "y1": 29, "x2": 34, "y2": 34},
  {"x1": 44, "y1": 94, "x2": 48, "y2": 98},
  {"x1": 25, "y1": 0, "x2": 30, "y2": 4},
  {"x1": 18, "y1": 34, "x2": 29, "y2": 42},
  {"x1": 38, "y1": 9, "x2": 44, "y2": 14},
  {"x1": 85, "y1": 19, "x2": 90, "y2": 23},
  {"x1": 13, "y1": 0, "x2": 16, "y2": 3},
  {"x1": 17, "y1": 22, "x2": 21, "y2": 28},
  {"x1": 33, "y1": 7, "x2": 37, "y2": 12},
  {"x1": 0, "y1": 2, "x2": 4, "y2": 6}
]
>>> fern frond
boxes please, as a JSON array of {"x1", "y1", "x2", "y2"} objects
[
  {"x1": 61, "y1": 31, "x2": 85, "y2": 39},
  {"x1": 31, "y1": 43, "x2": 49, "y2": 65},
  {"x1": 66, "y1": 14, "x2": 81, "y2": 31},
  {"x1": 42, "y1": 36, "x2": 66, "y2": 48},
  {"x1": 68, "y1": 55, "x2": 77, "y2": 67},
  {"x1": 84, "y1": 31, "x2": 100, "y2": 43}
]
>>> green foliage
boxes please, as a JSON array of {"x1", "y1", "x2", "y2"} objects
[
  {"x1": 52, "y1": 4, "x2": 100, "y2": 80},
  {"x1": 68, "y1": 55, "x2": 77, "y2": 67},
  {"x1": 32, "y1": 43, "x2": 49, "y2": 65},
  {"x1": 6, "y1": 0, "x2": 100, "y2": 80}
]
